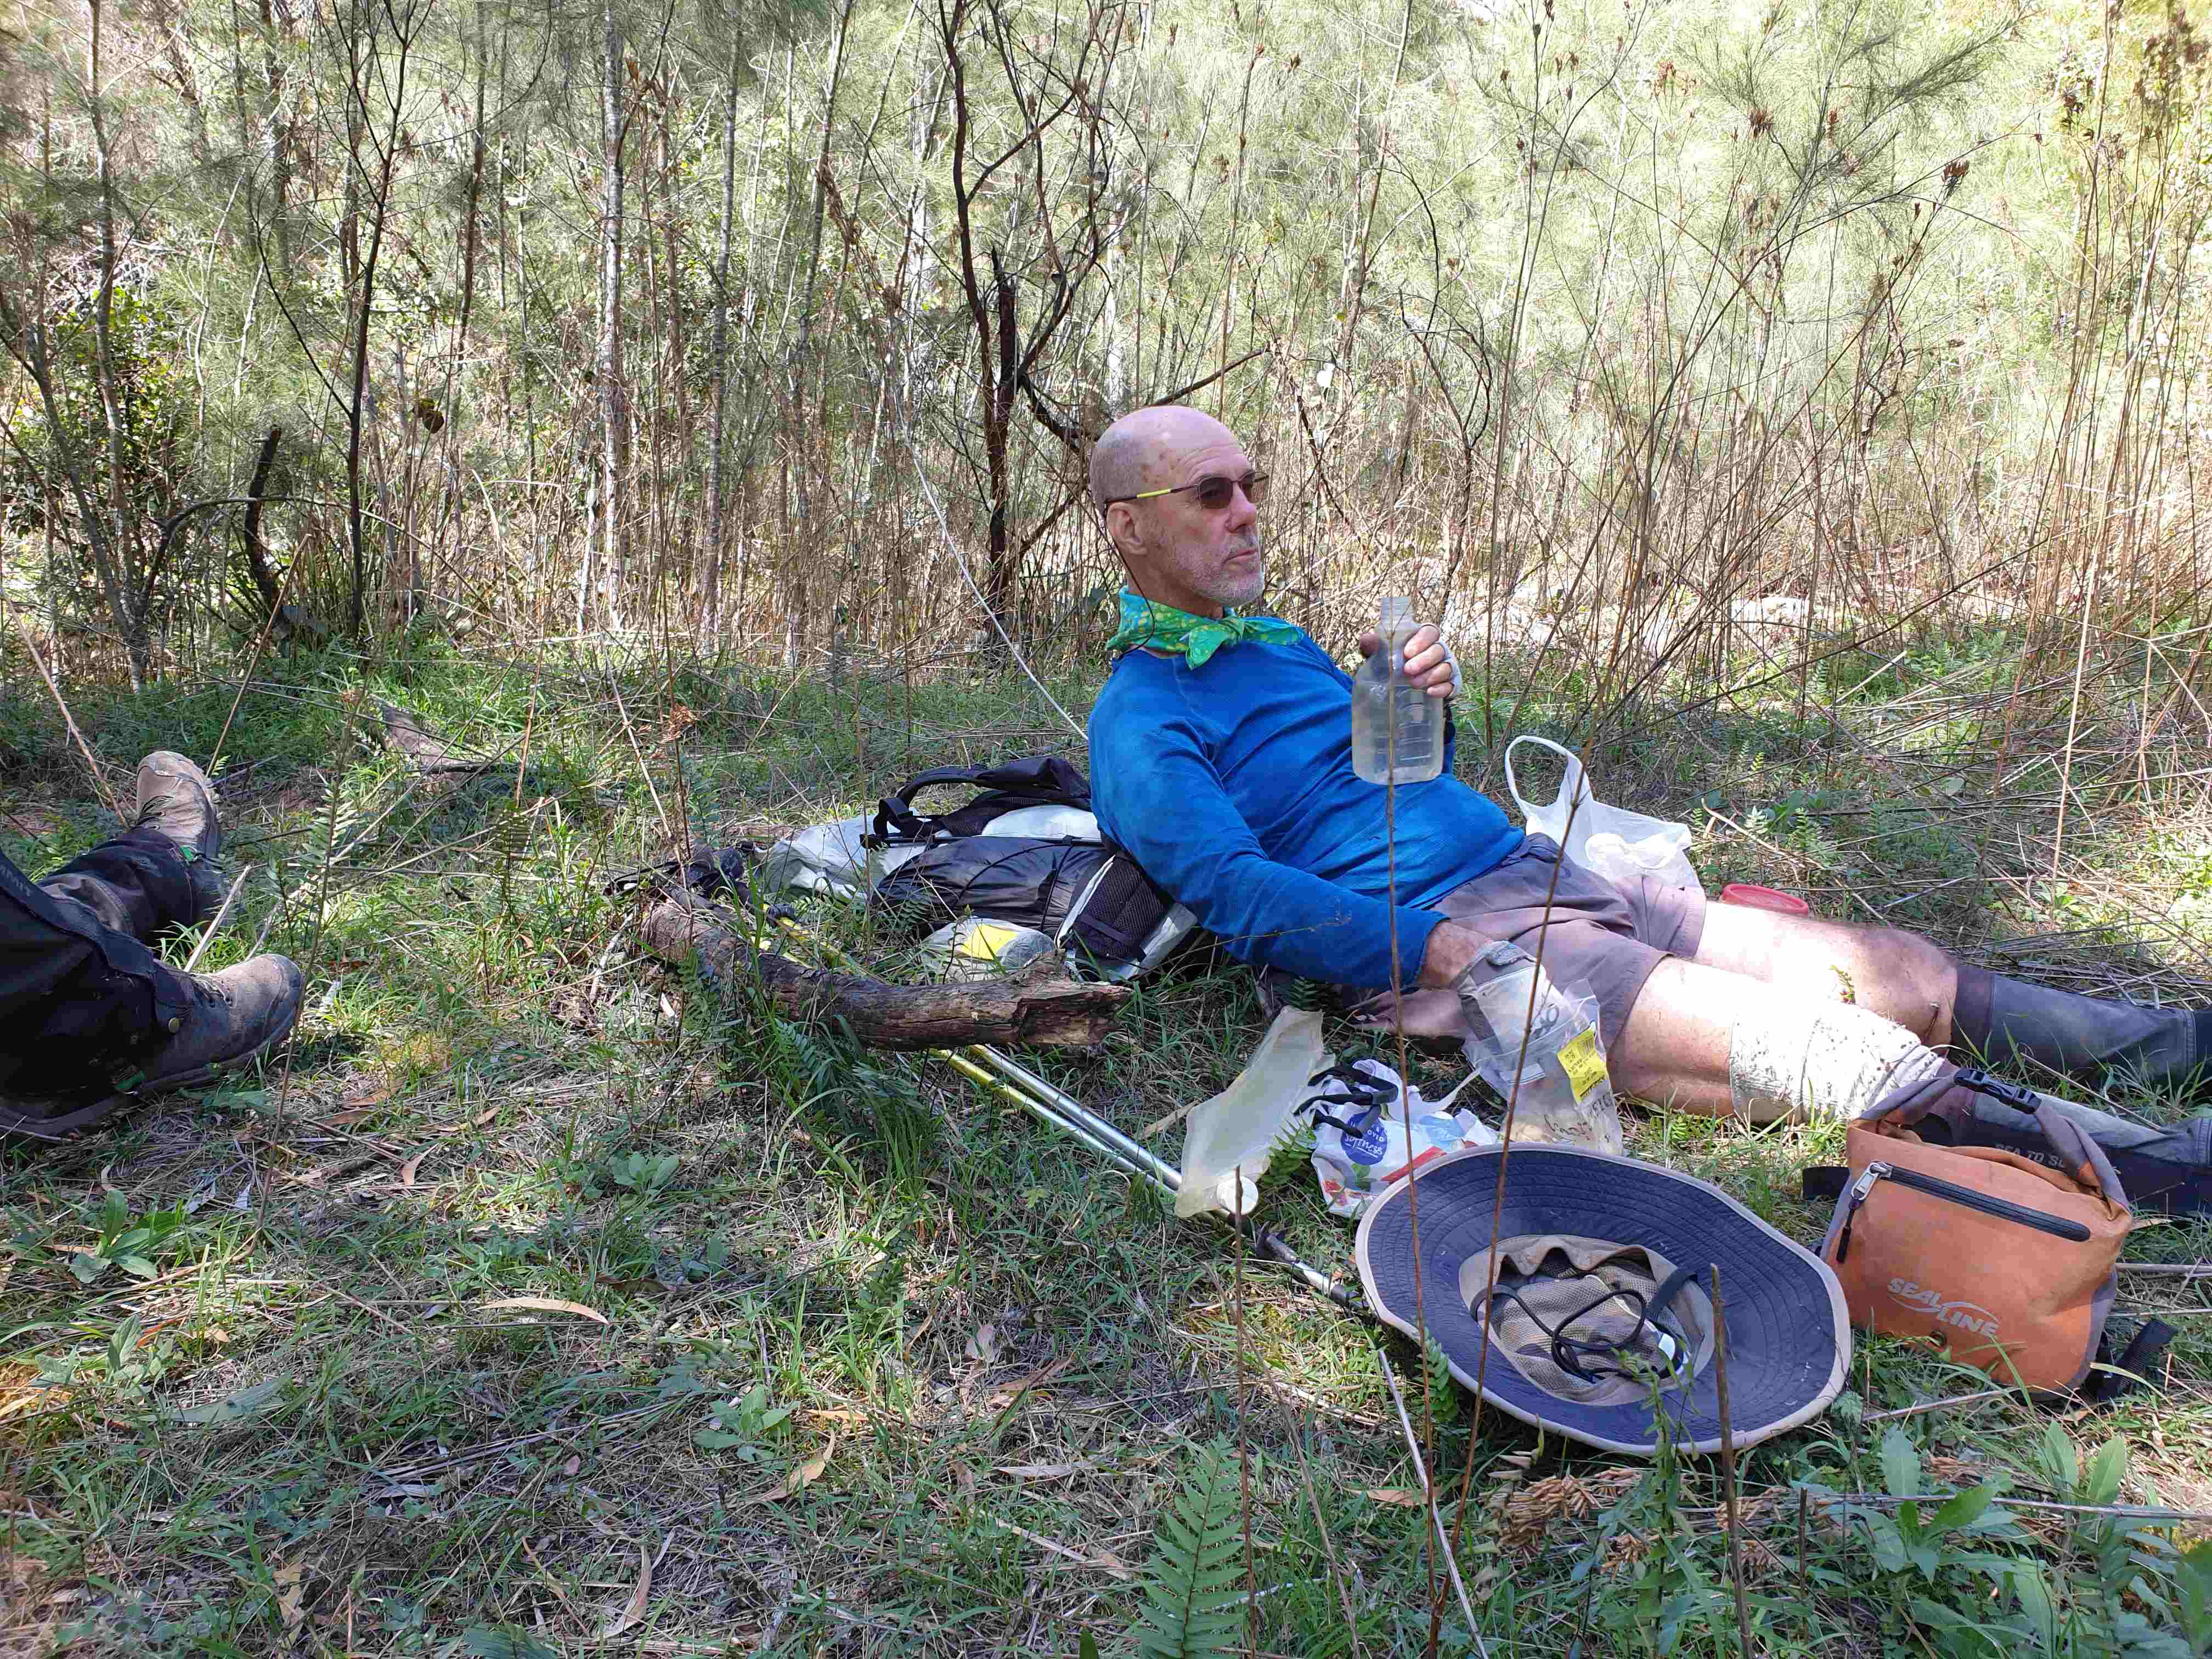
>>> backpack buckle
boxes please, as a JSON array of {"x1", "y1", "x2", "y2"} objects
[{"x1": 1955, "y1": 1066, "x2": 2041, "y2": 1114}]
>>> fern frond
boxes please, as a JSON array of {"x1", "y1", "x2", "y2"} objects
[
  {"x1": 1259, "y1": 1115, "x2": 1317, "y2": 1190},
  {"x1": 1424, "y1": 1333, "x2": 1463, "y2": 1429},
  {"x1": 1130, "y1": 1440, "x2": 1248, "y2": 1659}
]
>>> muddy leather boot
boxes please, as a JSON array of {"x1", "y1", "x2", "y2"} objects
[
  {"x1": 0, "y1": 955, "x2": 304, "y2": 1142},
  {"x1": 131, "y1": 751, "x2": 225, "y2": 919},
  {"x1": 122, "y1": 953, "x2": 304, "y2": 1094}
]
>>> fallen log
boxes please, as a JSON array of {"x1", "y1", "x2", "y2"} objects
[
  {"x1": 639, "y1": 895, "x2": 1127, "y2": 1049},
  {"x1": 369, "y1": 698, "x2": 569, "y2": 799},
  {"x1": 376, "y1": 699, "x2": 507, "y2": 776}
]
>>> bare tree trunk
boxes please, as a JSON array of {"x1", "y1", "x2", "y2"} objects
[
  {"x1": 595, "y1": 0, "x2": 630, "y2": 634},
  {"x1": 703, "y1": 35, "x2": 742, "y2": 641},
  {"x1": 339, "y1": 0, "x2": 420, "y2": 640},
  {"x1": 84, "y1": 0, "x2": 151, "y2": 686},
  {"x1": 257, "y1": 0, "x2": 293, "y2": 278}
]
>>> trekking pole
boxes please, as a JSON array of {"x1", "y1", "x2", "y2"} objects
[
  {"x1": 959, "y1": 1045, "x2": 1363, "y2": 1313},
  {"x1": 771, "y1": 917, "x2": 1363, "y2": 1313},
  {"x1": 940, "y1": 1051, "x2": 1165, "y2": 1192}
]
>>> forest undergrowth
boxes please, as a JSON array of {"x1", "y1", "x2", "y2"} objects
[{"x1": 2, "y1": 618, "x2": 2211, "y2": 1657}]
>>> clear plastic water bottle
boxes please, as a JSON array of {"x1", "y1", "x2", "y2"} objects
[
  {"x1": 1351, "y1": 596, "x2": 1444, "y2": 785},
  {"x1": 1453, "y1": 940, "x2": 1623, "y2": 1153}
]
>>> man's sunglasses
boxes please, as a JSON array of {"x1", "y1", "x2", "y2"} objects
[{"x1": 1105, "y1": 471, "x2": 1268, "y2": 512}]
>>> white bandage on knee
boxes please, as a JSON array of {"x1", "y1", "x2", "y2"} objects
[{"x1": 1728, "y1": 1001, "x2": 1948, "y2": 1123}]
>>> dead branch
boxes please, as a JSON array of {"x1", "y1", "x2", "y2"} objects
[{"x1": 639, "y1": 894, "x2": 1126, "y2": 1049}]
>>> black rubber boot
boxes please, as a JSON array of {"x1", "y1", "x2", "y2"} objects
[
  {"x1": 1914, "y1": 1067, "x2": 2212, "y2": 1217},
  {"x1": 130, "y1": 751, "x2": 225, "y2": 920},
  {"x1": 1953, "y1": 964, "x2": 2212, "y2": 1094}
]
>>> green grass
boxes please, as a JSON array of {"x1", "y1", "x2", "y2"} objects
[{"x1": 3, "y1": 634, "x2": 2211, "y2": 1656}]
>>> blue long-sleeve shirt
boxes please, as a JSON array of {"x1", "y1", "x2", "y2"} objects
[{"x1": 1087, "y1": 624, "x2": 1523, "y2": 988}]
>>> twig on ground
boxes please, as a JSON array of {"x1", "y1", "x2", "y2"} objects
[
  {"x1": 1711, "y1": 1265, "x2": 1757, "y2": 1658},
  {"x1": 10, "y1": 616, "x2": 119, "y2": 817},
  {"x1": 1376, "y1": 1348, "x2": 1487, "y2": 1659},
  {"x1": 1863, "y1": 1387, "x2": 2016, "y2": 1423}
]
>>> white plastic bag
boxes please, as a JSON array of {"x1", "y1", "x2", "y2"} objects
[
  {"x1": 1503, "y1": 736, "x2": 1700, "y2": 893},
  {"x1": 760, "y1": 816, "x2": 926, "y2": 899},
  {"x1": 1178, "y1": 1007, "x2": 1329, "y2": 1218},
  {"x1": 1301, "y1": 1058, "x2": 1498, "y2": 1218}
]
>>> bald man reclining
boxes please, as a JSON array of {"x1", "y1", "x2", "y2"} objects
[{"x1": 1082, "y1": 404, "x2": 2212, "y2": 1201}]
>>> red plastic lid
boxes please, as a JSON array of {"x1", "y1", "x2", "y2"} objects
[{"x1": 1718, "y1": 883, "x2": 1811, "y2": 916}]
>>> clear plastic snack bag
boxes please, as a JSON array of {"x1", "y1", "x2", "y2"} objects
[{"x1": 1455, "y1": 940, "x2": 1624, "y2": 1154}]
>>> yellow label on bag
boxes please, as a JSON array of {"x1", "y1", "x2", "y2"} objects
[
  {"x1": 1559, "y1": 1028, "x2": 1606, "y2": 1101},
  {"x1": 956, "y1": 922, "x2": 1028, "y2": 963}
]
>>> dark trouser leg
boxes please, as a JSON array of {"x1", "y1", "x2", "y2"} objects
[
  {"x1": 1953, "y1": 964, "x2": 2211, "y2": 1092},
  {"x1": 0, "y1": 834, "x2": 195, "y2": 1097},
  {"x1": 41, "y1": 826, "x2": 211, "y2": 939},
  {"x1": 1911, "y1": 1066, "x2": 2212, "y2": 1216}
]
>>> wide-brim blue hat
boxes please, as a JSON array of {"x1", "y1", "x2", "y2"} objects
[{"x1": 1355, "y1": 1144, "x2": 1850, "y2": 1455}]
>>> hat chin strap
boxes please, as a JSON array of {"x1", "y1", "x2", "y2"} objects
[{"x1": 1729, "y1": 1001, "x2": 1948, "y2": 1123}]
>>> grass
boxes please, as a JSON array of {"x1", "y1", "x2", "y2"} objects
[{"x1": 3, "y1": 629, "x2": 2211, "y2": 1657}]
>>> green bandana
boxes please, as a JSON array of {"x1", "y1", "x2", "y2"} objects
[{"x1": 1104, "y1": 590, "x2": 1301, "y2": 668}]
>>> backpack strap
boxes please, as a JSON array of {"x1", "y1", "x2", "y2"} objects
[
  {"x1": 2082, "y1": 1317, "x2": 2176, "y2": 1406},
  {"x1": 1059, "y1": 848, "x2": 1175, "y2": 966},
  {"x1": 873, "y1": 765, "x2": 992, "y2": 844},
  {"x1": 872, "y1": 757, "x2": 1092, "y2": 845}
]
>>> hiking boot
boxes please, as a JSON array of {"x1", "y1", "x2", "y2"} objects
[
  {"x1": 122, "y1": 955, "x2": 304, "y2": 1096},
  {"x1": 1953, "y1": 963, "x2": 2212, "y2": 1098},
  {"x1": 132, "y1": 751, "x2": 225, "y2": 917},
  {"x1": 0, "y1": 955, "x2": 304, "y2": 1142}
]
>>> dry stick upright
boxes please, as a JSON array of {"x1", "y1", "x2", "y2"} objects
[
  {"x1": 1373, "y1": 611, "x2": 1441, "y2": 1641},
  {"x1": 1712, "y1": 1265, "x2": 1756, "y2": 1656},
  {"x1": 1442, "y1": 784, "x2": 1583, "y2": 1583}
]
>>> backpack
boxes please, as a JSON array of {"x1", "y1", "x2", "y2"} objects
[
  {"x1": 865, "y1": 758, "x2": 1197, "y2": 980},
  {"x1": 1807, "y1": 1068, "x2": 2171, "y2": 1400}
]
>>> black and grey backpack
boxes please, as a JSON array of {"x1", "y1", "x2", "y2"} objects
[{"x1": 759, "y1": 757, "x2": 1198, "y2": 980}]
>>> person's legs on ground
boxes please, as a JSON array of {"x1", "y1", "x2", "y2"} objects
[
  {"x1": 1689, "y1": 898, "x2": 2208, "y2": 1092},
  {"x1": 0, "y1": 752, "x2": 227, "y2": 1093},
  {"x1": 1689, "y1": 901, "x2": 1956, "y2": 1047},
  {"x1": 1610, "y1": 907, "x2": 2212, "y2": 1211},
  {"x1": 0, "y1": 753, "x2": 304, "y2": 1139},
  {"x1": 1609, "y1": 956, "x2": 1945, "y2": 1121},
  {"x1": 40, "y1": 751, "x2": 227, "y2": 940},
  {"x1": 0, "y1": 840, "x2": 198, "y2": 1102}
]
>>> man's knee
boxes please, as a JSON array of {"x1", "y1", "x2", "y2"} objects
[
  {"x1": 1731, "y1": 998, "x2": 1946, "y2": 1122},
  {"x1": 1858, "y1": 925, "x2": 1958, "y2": 1035}
]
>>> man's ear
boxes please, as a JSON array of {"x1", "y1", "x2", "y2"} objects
[{"x1": 1103, "y1": 501, "x2": 1143, "y2": 562}]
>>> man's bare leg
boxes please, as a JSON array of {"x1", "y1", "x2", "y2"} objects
[
  {"x1": 1690, "y1": 899, "x2": 2210, "y2": 1092},
  {"x1": 1609, "y1": 958, "x2": 1785, "y2": 1120},
  {"x1": 1421, "y1": 913, "x2": 1953, "y2": 1124},
  {"x1": 1609, "y1": 953, "x2": 1951, "y2": 1124},
  {"x1": 1689, "y1": 902, "x2": 1957, "y2": 1048}
]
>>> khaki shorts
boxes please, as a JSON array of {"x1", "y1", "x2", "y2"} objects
[{"x1": 1347, "y1": 836, "x2": 1706, "y2": 1048}]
